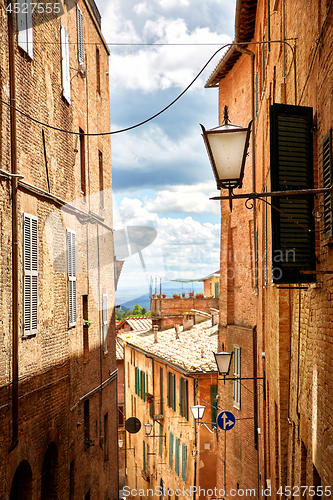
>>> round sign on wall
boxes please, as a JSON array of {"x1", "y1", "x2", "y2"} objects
[{"x1": 125, "y1": 417, "x2": 141, "y2": 434}]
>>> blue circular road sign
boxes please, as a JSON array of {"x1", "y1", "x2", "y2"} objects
[{"x1": 217, "y1": 411, "x2": 236, "y2": 431}]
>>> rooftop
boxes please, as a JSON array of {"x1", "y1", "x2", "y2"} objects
[{"x1": 119, "y1": 320, "x2": 218, "y2": 374}]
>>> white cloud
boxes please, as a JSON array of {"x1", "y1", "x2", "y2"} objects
[
  {"x1": 143, "y1": 182, "x2": 220, "y2": 215},
  {"x1": 114, "y1": 196, "x2": 220, "y2": 289}
]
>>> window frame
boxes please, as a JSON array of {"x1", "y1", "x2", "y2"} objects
[
  {"x1": 76, "y1": 5, "x2": 84, "y2": 67},
  {"x1": 60, "y1": 22, "x2": 71, "y2": 104},
  {"x1": 23, "y1": 213, "x2": 38, "y2": 335},
  {"x1": 17, "y1": 0, "x2": 33, "y2": 58},
  {"x1": 233, "y1": 346, "x2": 241, "y2": 409},
  {"x1": 67, "y1": 228, "x2": 77, "y2": 327}
]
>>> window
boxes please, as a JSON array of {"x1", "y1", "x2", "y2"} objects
[
  {"x1": 23, "y1": 214, "x2": 38, "y2": 334},
  {"x1": 270, "y1": 103, "x2": 315, "y2": 284},
  {"x1": 77, "y1": 5, "x2": 84, "y2": 67},
  {"x1": 233, "y1": 347, "x2": 241, "y2": 408},
  {"x1": 96, "y1": 46, "x2": 101, "y2": 93},
  {"x1": 79, "y1": 129, "x2": 86, "y2": 195},
  {"x1": 67, "y1": 229, "x2": 77, "y2": 327},
  {"x1": 99, "y1": 150, "x2": 104, "y2": 209},
  {"x1": 181, "y1": 443, "x2": 187, "y2": 482},
  {"x1": 102, "y1": 294, "x2": 108, "y2": 353},
  {"x1": 159, "y1": 367, "x2": 164, "y2": 415},
  {"x1": 60, "y1": 23, "x2": 70, "y2": 103},
  {"x1": 168, "y1": 433, "x2": 173, "y2": 468},
  {"x1": 179, "y1": 378, "x2": 188, "y2": 419},
  {"x1": 175, "y1": 438, "x2": 180, "y2": 475},
  {"x1": 210, "y1": 385, "x2": 218, "y2": 428},
  {"x1": 323, "y1": 129, "x2": 333, "y2": 237},
  {"x1": 18, "y1": 0, "x2": 33, "y2": 58},
  {"x1": 83, "y1": 295, "x2": 89, "y2": 362}
]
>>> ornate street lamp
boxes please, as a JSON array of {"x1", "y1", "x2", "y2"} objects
[
  {"x1": 201, "y1": 105, "x2": 252, "y2": 210},
  {"x1": 213, "y1": 351, "x2": 233, "y2": 377},
  {"x1": 190, "y1": 404, "x2": 206, "y2": 420},
  {"x1": 144, "y1": 422, "x2": 153, "y2": 436}
]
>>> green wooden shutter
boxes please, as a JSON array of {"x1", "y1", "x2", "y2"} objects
[
  {"x1": 172, "y1": 374, "x2": 176, "y2": 411},
  {"x1": 210, "y1": 385, "x2": 218, "y2": 428},
  {"x1": 270, "y1": 103, "x2": 315, "y2": 283},
  {"x1": 184, "y1": 380, "x2": 188, "y2": 420},
  {"x1": 175, "y1": 438, "x2": 180, "y2": 475},
  {"x1": 159, "y1": 434, "x2": 163, "y2": 457},
  {"x1": 323, "y1": 129, "x2": 333, "y2": 238},
  {"x1": 182, "y1": 443, "x2": 187, "y2": 482},
  {"x1": 169, "y1": 433, "x2": 173, "y2": 468},
  {"x1": 179, "y1": 377, "x2": 183, "y2": 416},
  {"x1": 167, "y1": 371, "x2": 170, "y2": 407},
  {"x1": 135, "y1": 367, "x2": 138, "y2": 394}
]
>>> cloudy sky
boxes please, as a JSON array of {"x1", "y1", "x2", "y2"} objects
[{"x1": 97, "y1": 0, "x2": 236, "y2": 300}]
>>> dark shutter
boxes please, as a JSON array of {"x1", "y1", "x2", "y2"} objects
[
  {"x1": 323, "y1": 129, "x2": 333, "y2": 238},
  {"x1": 210, "y1": 385, "x2": 218, "y2": 428},
  {"x1": 270, "y1": 103, "x2": 315, "y2": 284}
]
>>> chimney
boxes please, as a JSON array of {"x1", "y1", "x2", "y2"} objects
[
  {"x1": 175, "y1": 324, "x2": 180, "y2": 339},
  {"x1": 153, "y1": 325, "x2": 158, "y2": 343}
]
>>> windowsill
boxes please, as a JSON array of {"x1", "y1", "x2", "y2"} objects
[
  {"x1": 22, "y1": 332, "x2": 37, "y2": 340},
  {"x1": 233, "y1": 403, "x2": 241, "y2": 410}
]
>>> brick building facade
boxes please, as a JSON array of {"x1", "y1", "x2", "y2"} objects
[
  {"x1": 0, "y1": 1, "x2": 117, "y2": 498},
  {"x1": 204, "y1": 0, "x2": 333, "y2": 498}
]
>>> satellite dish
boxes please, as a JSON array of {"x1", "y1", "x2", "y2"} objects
[{"x1": 125, "y1": 417, "x2": 141, "y2": 434}]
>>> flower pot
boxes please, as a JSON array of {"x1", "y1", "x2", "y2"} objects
[{"x1": 189, "y1": 292, "x2": 194, "y2": 297}]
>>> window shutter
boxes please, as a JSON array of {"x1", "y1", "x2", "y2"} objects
[
  {"x1": 172, "y1": 373, "x2": 176, "y2": 411},
  {"x1": 77, "y1": 6, "x2": 84, "y2": 66},
  {"x1": 179, "y1": 377, "x2": 183, "y2": 416},
  {"x1": 184, "y1": 380, "x2": 188, "y2": 420},
  {"x1": 159, "y1": 433, "x2": 163, "y2": 457},
  {"x1": 26, "y1": 1, "x2": 33, "y2": 58},
  {"x1": 61, "y1": 23, "x2": 71, "y2": 104},
  {"x1": 210, "y1": 385, "x2": 218, "y2": 428},
  {"x1": 102, "y1": 294, "x2": 108, "y2": 353},
  {"x1": 175, "y1": 438, "x2": 180, "y2": 475},
  {"x1": 167, "y1": 371, "x2": 170, "y2": 407},
  {"x1": 24, "y1": 214, "x2": 38, "y2": 334},
  {"x1": 135, "y1": 367, "x2": 138, "y2": 394},
  {"x1": 18, "y1": 0, "x2": 33, "y2": 58},
  {"x1": 169, "y1": 433, "x2": 173, "y2": 468},
  {"x1": 270, "y1": 103, "x2": 315, "y2": 283},
  {"x1": 323, "y1": 129, "x2": 333, "y2": 238},
  {"x1": 181, "y1": 443, "x2": 187, "y2": 482},
  {"x1": 67, "y1": 229, "x2": 77, "y2": 326},
  {"x1": 233, "y1": 347, "x2": 241, "y2": 407}
]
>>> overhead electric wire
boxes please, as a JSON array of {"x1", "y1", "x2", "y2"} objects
[{"x1": 0, "y1": 43, "x2": 231, "y2": 136}]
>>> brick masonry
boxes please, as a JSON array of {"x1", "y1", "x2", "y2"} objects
[
  {"x1": 0, "y1": 1, "x2": 118, "y2": 498},
  {"x1": 212, "y1": 0, "x2": 333, "y2": 498}
]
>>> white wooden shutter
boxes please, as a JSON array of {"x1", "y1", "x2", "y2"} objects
[
  {"x1": 24, "y1": 214, "x2": 38, "y2": 334},
  {"x1": 61, "y1": 23, "x2": 71, "y2": 104},
  {"x1": 102, "y1": 294, "x2": 108, "y2": 352},
  {"x1": 18, "y1": 0, "x2": 33, "y2": 58},
  {"x1": 76, "y1": 6, "x2": 84, "y2": 66},
  {"x1": 67, "y1": 229, "x2": 77, "y2": 326}
]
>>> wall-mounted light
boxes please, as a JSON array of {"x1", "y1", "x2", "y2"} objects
[{"x1": 190, "y1": 404, "x2": 206, "y2": 420}]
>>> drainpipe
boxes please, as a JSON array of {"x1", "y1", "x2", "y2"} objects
[{"x1": 8, "y1": 6, "x2": 19, "y2": 451}]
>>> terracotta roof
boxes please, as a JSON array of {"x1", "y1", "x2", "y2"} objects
[
  {"x1": 117, "y1": 317, "x2": 152, "y2": 332},
  {"x1": 119, "y1": 320, "x2": 218, "y2": 374},
  {"x1": 116, "y1": 337, "x2": 124, "y2": 360},
  {"x1": 205, "y1": 0, "x2": 258, "y2": 88}
]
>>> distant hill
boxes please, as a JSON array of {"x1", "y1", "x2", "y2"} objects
[{"x1": 116, "y1": 281, "x2": 204, "y2": 311}]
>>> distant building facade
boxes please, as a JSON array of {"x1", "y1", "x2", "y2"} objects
[{"x1": 0, "y1": 1, "x2": 117, "y2": 498}]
